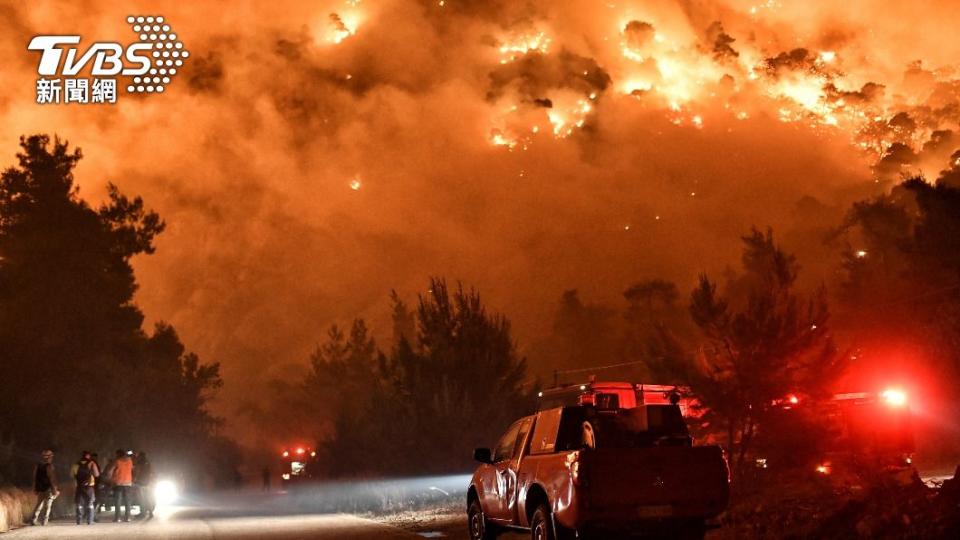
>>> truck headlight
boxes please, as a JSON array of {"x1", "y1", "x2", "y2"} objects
[{"x1": 154, "y1": 479, "x2": 179, "y2": 506}]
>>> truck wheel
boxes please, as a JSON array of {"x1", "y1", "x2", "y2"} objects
[
  {"x1": 468, "y1": 499, "x2": 498, "y2": 540},
  {"x1": 530, "y1": 504, "x2": 555, "y2": 540}
]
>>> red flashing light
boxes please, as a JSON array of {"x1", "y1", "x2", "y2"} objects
[
  {"x1": 881, "y1": 388, "x2": 907, "y2": 407},
  {"x1": 296, "y1": 448, "x2": 305, "y2": 455},
  {"x1": 788, "y1": 394, "x2": 799, "y2": 405},
  {"x1": 816, "y1": 464, "x2": 831, "y2": 475},
  {"x1": 282, "y1": 451, "x2": 289, "y2": 457}
]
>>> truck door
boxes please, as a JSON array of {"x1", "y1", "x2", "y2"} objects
[{"x1": 487, "y1": 417, "x2": 533, "y2": 524}]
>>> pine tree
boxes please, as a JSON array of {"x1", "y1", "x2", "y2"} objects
[{"x1": 682, "y1": 228, "x2": 841, "y2": 476}]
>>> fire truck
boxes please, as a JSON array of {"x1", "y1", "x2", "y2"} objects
[
  {"x1": 815, "y1": 388, "x2": 914, "y2": 475},
  {"x1": 760, "y1": 387, "x2": 914, "y2": 478},
  {"x1": 279, "y1": 446, "x2": 319, "y2": 488}
]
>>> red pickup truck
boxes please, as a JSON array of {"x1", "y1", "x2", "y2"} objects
[{"x1": 467, "y1": 404, "x2": 729, "y2": 539}]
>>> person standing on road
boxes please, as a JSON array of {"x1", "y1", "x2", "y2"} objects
[
  {"x1": 72, "y1": 450, "x2": 99, "y2": 525},
  {"x1": 133, "y1": 451, "x2": 156, "y2": 519},
  {"x1": 109, "y1": 449, "x2": 134, "y2": 522},
  {"x1": 90, "y1": 452, "x2": 106, "y2": 522},
  {"x1": 102, "y1": 451, "x2": 115, "y2": 513},
  {"x1": 29, "y1": 449, "x2": 59, "y2": 526}
]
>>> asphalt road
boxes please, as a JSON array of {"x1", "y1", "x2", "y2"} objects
[
  {"x1": 416, "y1": 520, "x2": 526, "y2": 540},
  {"x1": 1, "y1": 492, "x2": 527, "y2": 540},
  {"x1": 5, "y1": 491, "x2": 428, "y2": 540},
  {"x1": 6, "y1": 513, "x2": 421, "y2": 539}
]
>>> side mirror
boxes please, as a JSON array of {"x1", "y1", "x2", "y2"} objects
[{"x1": 473, "y1": 448, "x2": 492, "y2": 464}]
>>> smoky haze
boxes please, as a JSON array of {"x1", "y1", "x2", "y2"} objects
[{"x1": 3, "y1": 0, "x2": 960, "y2": 437}]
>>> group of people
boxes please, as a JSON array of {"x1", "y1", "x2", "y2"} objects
[{"x1": 30, "y1": 448, "x2": 155, "y2": 526}]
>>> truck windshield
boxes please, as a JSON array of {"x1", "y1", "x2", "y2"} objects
[{"x1": 555, "y1": 405, "x2": 689, "y2": 450}]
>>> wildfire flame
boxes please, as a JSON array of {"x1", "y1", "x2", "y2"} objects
[
  {"x1": 326, "y1": 12, "x2": 360, "y2": 44},
  {"x1": 498, "y1": 31, "x2": 551, "y2": 64},
  {"x1": 472, "y1": 1, "x2": 956, "y2": 171}
]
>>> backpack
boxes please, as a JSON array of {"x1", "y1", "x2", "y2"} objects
[
  {"x1": 34, "y1": 463, "x2": 51, "y2": 491},
  {"x1": 75, "y1": 459, "x2": 95, "y2": 487}
]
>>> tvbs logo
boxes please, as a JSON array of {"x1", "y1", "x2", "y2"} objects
[{"x1": 28, "y1": 16, "x2": 189, "y2": 105}]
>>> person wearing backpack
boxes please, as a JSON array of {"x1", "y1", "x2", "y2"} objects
[
  {"x1": 71, "y1": 451, "x2": 100, "y2": 525},
  {"x1": 29, "y1": 449, "x2": 59, "y2": 526},
  {"x1": 109, "y1": 449, "x2": 134, "y2": 522}
]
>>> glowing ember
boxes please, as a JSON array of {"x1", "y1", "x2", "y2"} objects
[
  {"x1": 349, "y1": 177, "x2": 362, "y2": 190},
  {"x1": 622, "y1": 79, "x2": 653, "y2": 95},
  {"x1": 489, "y1": 129, "x2": 518, "y2": 150},
  {"x1": 546, "y1": 97, "x2": 593, "y2": 138}
]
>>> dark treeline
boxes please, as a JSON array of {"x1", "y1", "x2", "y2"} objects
[
  {"x1": 248, "y1": 279, "x2": 535, "y2": 477},
  {"x1": 253, "y1": 168, "x2": 960, "y2": 481},
  {"x1": 0, "y1": 135, "x2": 235, "y2": 488}
]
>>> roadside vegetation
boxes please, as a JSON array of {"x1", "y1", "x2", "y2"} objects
[{"x1": 0, "y1": 135, "x2": 236, "y2": 489}]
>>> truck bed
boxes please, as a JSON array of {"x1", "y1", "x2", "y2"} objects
[{"x1": 577, "y1": 445, "x2": 729, "y2": 521}]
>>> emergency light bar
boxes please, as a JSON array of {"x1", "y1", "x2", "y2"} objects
[{"x1": 881, "y1": 388, "x2": 907, "y2": 407}]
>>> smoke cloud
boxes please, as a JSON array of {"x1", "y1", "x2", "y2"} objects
[{"x1": 3, "y1": 0, "x2": 959, "y2": 433}]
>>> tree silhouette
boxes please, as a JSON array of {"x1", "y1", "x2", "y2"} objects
[
  {"x1": 837, "y1": 175, "x2": 960, "y2": 463},
  {"x1": 0, "y1": 135, "x2": 227, "y2": 486},
  {"x1": 319, "y1": 278, "x2": 533, "y2": 476},
  {"x1": 680, "y1": 229, "x2": 841, "y2": 476},
  {"x1": 533, "y1": 289, "x2": 619, "y2": 382}
]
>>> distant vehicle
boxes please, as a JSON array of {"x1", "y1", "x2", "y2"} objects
[
  {"x1": 750, "y1": 387, "x2": 915, "y2": 480},
  {"x1": 815, "y1": 388, "x2": 914, "y2": 476},
  {"x1": 467, "y1": 401, "x2": 729, "y2": 540},
  {"x1": 280, "y1": 446, "x2": 318, "y2": 489}
]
